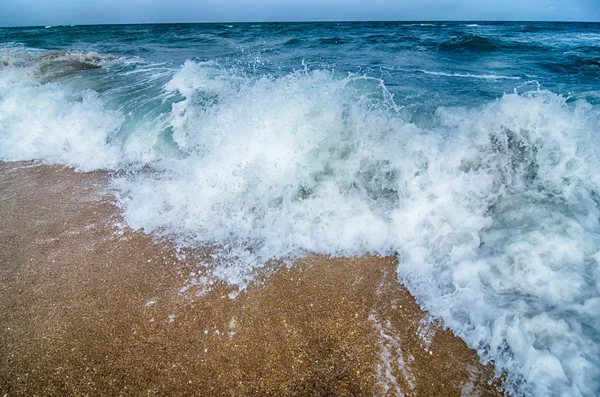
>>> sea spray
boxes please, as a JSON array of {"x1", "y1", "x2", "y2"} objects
[{"x1": 115, "y1": 63, "x2": 600, "y2": 396}]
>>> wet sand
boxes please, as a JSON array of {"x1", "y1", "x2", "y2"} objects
[{"x1": 0, "y1": 161, "x2": 503, "y2": 396}]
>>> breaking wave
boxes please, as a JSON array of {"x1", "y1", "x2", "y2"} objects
[{"x1": 1, "y1": 48, "x2": 600, "y2": 396}]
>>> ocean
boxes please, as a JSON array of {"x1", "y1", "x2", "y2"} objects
[{"x1": 1, "y1": 21, "x2": 599, "y2": 396}]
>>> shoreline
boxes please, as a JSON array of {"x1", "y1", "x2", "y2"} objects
[{"x1": 0, "y1": 161, "x2": 503, "y2": 396}]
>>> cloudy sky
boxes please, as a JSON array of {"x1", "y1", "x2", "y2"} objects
[{"x1": 1, "y1": 0, "x2": 599, "y2": 27}]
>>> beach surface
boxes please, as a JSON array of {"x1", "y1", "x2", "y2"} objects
[{"x1": 0, "y1": 161, "x2": 502, "y2": 396}]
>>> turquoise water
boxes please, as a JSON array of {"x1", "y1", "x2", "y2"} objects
[{"x1": 1, "y1": 22, "x2": 600, "y2": 396}]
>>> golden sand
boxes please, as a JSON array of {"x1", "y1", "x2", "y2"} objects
[{"x1": 0, "y1": 162, "x2": 502, "y2": 396}]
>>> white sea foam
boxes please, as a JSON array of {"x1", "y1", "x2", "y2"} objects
[
  {"x1": 1, "y1": 56, "x2": 599, "y2": 396},
  {"x1": 0, "y1": 66, "x2": 122, "y2": 170}
]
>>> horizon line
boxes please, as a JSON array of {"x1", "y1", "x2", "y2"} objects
[{"x1": 2, "y1": 18, "x2": 599, "y2": 29}]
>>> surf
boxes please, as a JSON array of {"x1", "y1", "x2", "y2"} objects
[{"x1": 1, "y1": 21, "x2": 600, "y2": 396}]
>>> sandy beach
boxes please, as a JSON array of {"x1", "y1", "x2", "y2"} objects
[{"x1": 0, "y1": 161, "x2": 502, "y2": 396}]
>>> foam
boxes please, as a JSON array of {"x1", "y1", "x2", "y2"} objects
[{"x1": 0, "y1": 62, "x2": 122, "y2": 171}]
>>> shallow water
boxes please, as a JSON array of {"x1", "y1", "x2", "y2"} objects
[{"x1": 1, "y1": 21, "x2": 600, "y2": 396}]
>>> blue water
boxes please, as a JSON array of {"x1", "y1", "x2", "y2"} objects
[{"x1": 1, "y1": 22, "x2": 600, "y2": 396}]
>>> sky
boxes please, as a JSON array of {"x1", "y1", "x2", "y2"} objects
[{"x1": 1, "y1": 0, "x2": 599, "y2": 27}]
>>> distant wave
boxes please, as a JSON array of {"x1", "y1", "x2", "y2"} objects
[
  {"x1": 365, "y1": 33, "x2": 393, "y2": 43},
  {"x1": 540, "y1": 55, "x2": 600, "y2": 75},
  {"x1": 515, "y1": 24, "x2": 566, "y2": 33},
  {"x1": 439, "y1": 34, "x2": 501, "y2": 52},
  {"x1": 283, "y1": 38, "x2": 303, "y2": 46},
  {"x1": 405, "y1": 23, "x2": 446, "y2": 28},
  {"x1": 438, "y1": 33, "x2": 544, "y2": 53},
  {"x1": 420, "y1": 70, "x2": 521, "y2": 80},
  {"x1": 44, "y1": 24, "x2": 74, "y2": 29},
  {"x1": 318, "y1": 37, "x2": 350, "y2": 45}
]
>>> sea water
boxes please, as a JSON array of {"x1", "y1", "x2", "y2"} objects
[{"x1": 1, "y1": 21, "x2": 599, "y2": 396}]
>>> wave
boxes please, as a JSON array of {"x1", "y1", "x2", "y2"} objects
[
  {"x1": 365, "y1": 33, "x2": 393, "y2": 43},
  {"x1": 570, "y1": 46, "x2": 600, "y2": 56},
  {"x1": 405, "y1": 23, "x2": 446, "y2": 28},
  {"x1": 1, "y1": 54, "x2": 600, "y2": 396},
  {"x1": 318, "y1": 37, "x2": 350, "y2": 45},
  {"x1": 0, "y1": 50, "x2": 117, "y2": 83},
  {"x1": 364, "y1": 33, "x2": 419, "y2": 44},
  {"x1": 540, "y1": 55, "x2": 600, "y2": 76},
  {"x1": 438, "y1": 34, "x2": 543, "y2": 53},
  {"x1": 283, "y1": 38, "x2": 303, "y2": 46},
  {"x1": 44, "y1": 24, "x2": 74, "y2": 29},
  {"x1": 439, "y1": 34, "x2": 501, "y2": 52},
  {"x1": 515, "y1": 24, "x2": 566, "y2": 33},
  {"x1": 0, "y1": 50, "x2": 122, "y2": 169},
  {"x1": 1, "y1": 49, "x2": 116, "y2": 66},
  {"x1": 420, "y1": 70, "x2": 521, "y2": 80},
  {"x1": 37, "y1": 51, "x2": 116, "y2": 63}
]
